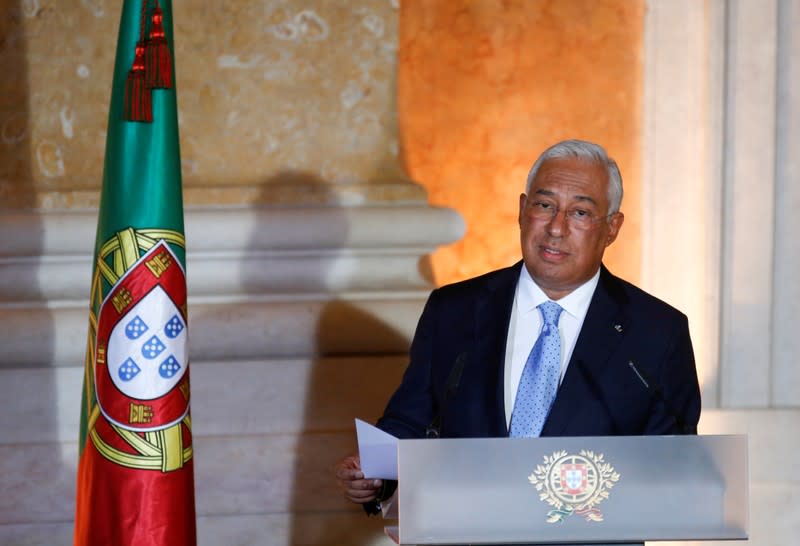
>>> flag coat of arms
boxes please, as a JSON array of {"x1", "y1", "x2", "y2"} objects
[{"x1": 73, "y1": 1, "x2": 196, "y2": 544}]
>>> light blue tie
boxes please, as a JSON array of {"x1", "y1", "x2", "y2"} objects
[{"x1": 510, "y1": 301, "x2": 563, "y2": 438}]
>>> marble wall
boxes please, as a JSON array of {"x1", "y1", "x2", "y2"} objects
[
  {"x1": 3, "y1": 0, "x2": 645, "y2": 282},
  {"x1": 16, "y1": 0, "x2": 795, "y2": 370},
  {"x1": 1, "y1": 0, "x2": 417, "y2": 210},
  {"x1": 398, "y1": 0, "x2": 645, "y2": 285},
  {"x1": 643, "y1": 2, "x2": 800, "y2": 545}
]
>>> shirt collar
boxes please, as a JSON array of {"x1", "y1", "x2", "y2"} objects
[{"x1": 517, "y1": 265, "x2": 601, "y2": 320}]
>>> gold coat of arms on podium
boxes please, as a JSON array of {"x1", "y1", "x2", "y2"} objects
[{"x1": 528, "y1": 450, "x2": 620, "y2": 523}]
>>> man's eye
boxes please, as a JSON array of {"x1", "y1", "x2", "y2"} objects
[
  {"x1": 533, "y1": 201, "x2": 552, "y2": 210},
  {"x1": 570, "y1": 209, "x2": 589, "y2": 218}
]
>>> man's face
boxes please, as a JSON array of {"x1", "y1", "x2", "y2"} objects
[{"x1": 518, "y1": 157, "x2": 624, "y2": 300}]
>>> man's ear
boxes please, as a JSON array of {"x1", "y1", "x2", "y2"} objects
[
  {"x1": 518, "y1": 193, "x2": 527, "y2": 226},
  {"x1": 605, "y1": 212, "x2": 624, "y2": 247}
]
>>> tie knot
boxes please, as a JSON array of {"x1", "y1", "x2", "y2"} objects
[{"x1": 538, "y1": 301, "x2": 563, "y2": 327}]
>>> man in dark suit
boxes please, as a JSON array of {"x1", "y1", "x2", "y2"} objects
[{"x1": 336, "y1": 139, "x2": 701, "y2": 508}]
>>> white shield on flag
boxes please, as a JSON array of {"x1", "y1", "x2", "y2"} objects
[
  {"x1": 107, "y1": 285, "x2": 187, "y2": 400},
  {"x1": 94, "y1": 241, "x2": 191, "y2": 432}
]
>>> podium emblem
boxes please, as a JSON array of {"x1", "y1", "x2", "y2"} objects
[
  {"x1": 561, "y1": 461, "x2": 588, "y2": 495},
  {"x1": 528, "y1": 450, "x2": 620, "y2": 523}
]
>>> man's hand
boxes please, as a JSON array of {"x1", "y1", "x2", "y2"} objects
[{"x1": 335, "y1": 454, "x2": 382, "y2": 504}]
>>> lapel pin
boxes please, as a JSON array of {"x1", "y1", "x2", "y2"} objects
[{"x1": 613, "y1": 323, "x2": 623, "y2": 333}]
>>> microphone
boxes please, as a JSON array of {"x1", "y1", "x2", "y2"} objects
[
  {"x1": 426, "y1": 352, "x2": 467, "y2": 439},
  {"x1": 628, "y1": 360, "x2": 691, "y2": 435}
]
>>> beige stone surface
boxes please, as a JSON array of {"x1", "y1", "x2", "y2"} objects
[
  {"x1": 0, "y1": 297, "x2": 425, "y2": 367},
  {"x1": 1, "y1": 357, "x2": 406, "y2": 444},
  {"x1": 0, "y1": 433, "x2": 365, "y2": 521},
  {"x1": 398, "y1": 0, "x2": 645, "y2": 285},
  {"x1": 1, "y1": 0, "x2": 410, "y2": 209},
  {"x1": 0, "y1": 514, "x2": 395, "y2": 546}
]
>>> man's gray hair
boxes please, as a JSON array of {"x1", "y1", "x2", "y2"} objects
[{"x1": 525, "y1": 139, "x2": 623, "y2": 214}]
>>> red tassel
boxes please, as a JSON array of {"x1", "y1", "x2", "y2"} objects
[
  {"x1": 145, "y1": 5, "x2": 172, "y2": 89},
  {"x1": 123, "y1": 41, "x2": 152, "y2": 122}
]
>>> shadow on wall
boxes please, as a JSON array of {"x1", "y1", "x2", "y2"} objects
[
  {"x1": 0, "y1": 3, "x2": 65, "y2": 543},
  {"x1": 417, "y1": 254, "x2": 436, "y2": 287},
  {"x1": 240, "y1": 171, "x2": 411, "y2": 544},
  {"x1": 291, "y1": 303, "x2": 408, "y2": 544}
]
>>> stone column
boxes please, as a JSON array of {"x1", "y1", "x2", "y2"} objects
[{"x1": 643, "y1": 2, "x2": 800, "y2": 545}]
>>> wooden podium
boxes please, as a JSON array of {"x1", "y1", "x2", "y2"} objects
[{"x1": 380, "y1": 435, "x2": 747, "y2": 545}]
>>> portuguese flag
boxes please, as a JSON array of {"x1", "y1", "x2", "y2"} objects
[{"x1": 73, "y1": 1, "x2": 196, "y2": 544}]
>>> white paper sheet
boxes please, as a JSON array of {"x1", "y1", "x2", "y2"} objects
[{"x1": 355, "y1": 418, "x2": 398, "y2": 479}]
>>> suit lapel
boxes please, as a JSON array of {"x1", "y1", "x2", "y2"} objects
[
  {"x1": 475, "y1": 262, "x2": 521, "y2": 437},
  {"x1": 541, "y1": 266, "x2": 631, "y2": 436}
]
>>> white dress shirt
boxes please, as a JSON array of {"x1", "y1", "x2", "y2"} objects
[{"x1": 503, "y1": 266, "x2": 600, "y2": 426}]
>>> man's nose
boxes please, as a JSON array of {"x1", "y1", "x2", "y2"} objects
[{"x1": 546, "y1": 208, "x2": 568, "y2": 235}]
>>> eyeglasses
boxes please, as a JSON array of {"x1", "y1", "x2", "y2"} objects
[{"x1": 524, "y1": 198, "x2": 613, "y2": 230}]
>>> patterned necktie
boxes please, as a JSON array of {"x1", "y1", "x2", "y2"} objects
[{"x1": 510, "y1": 301, "x2": 563, "y2": 437}]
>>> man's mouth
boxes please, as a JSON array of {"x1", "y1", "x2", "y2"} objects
[{"x1": 540, "y1": 245, "x2": 568, "y2": 258}]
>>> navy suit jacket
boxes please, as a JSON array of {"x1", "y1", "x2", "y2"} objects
[{"x1": 377, "y1": 262, "x2": 701, "y2": 439}]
